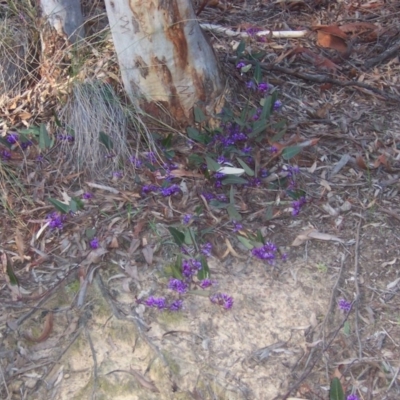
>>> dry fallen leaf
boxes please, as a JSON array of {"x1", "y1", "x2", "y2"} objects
[
  {"x1": 313, "y1": 25, "x2": 348, "y2": 53},
  {"x1": 142, "y1": 246, "x2": 154, "y2": 265},
  {"x1": 292, "y1": 228, "x2": 343, "y2": 246}
]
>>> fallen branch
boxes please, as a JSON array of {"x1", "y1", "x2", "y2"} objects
[
  {"x1": 228, "y1": 57, "x2": 400, "y2": 102},
  {"x1": 200, "y1": 23, "x2": 308, "y2": 39}
]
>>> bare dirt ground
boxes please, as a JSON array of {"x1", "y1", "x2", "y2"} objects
[{"x1": 1, "y1": 1, "x2": 400, "y2": 399}]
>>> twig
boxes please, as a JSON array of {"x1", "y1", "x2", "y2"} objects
[
  {"x1": 0, "y1": 364, "x2": 10, "y2": 400},
  {"x1": 364, "y1": 40, "x2": 400, "y2": 69},
  {"x1": 85, "y1": 328, "x2": 99, "y2": 400},
  {"x1": 200, "y1": 23, "x2": 308, "y2": 38},
  {"x1": 353, "y1": 218, "x2": 363, "y2": 359},
  {"x1": 228, "y1": 57, "x2": 400, "y2": 103}
]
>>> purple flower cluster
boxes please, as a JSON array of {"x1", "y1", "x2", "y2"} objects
[
  {"x1": 168, "y1": 278, "x2": 188, "y2": 294},
  {"x1": 82, "y1": 192, "x2": 93, "y2": 199},
  {"x1": 338, "y1": 299, "x2": 352, "y2": 313},
  {"x1": 200, "y1": 279, "x2": 214, "y2": 289},
  {"x1": 182, "y1": 258, "x2": 202, "y2": 279},
  {"x1": 146, "y1": 152, "x2": 156, "y2": 163},
  {"x1": 274, "y1": 100, "x2": 283, "y2": 110},
  {"x1": 142, "y1": 183, "x2": 180, "y2": 197},
  {"x1": 1, "y1": 150, "x2": 11, "y2": 160},
  {"x1": 182, "y1": 214, "x2": 192, "y2": 224},
  {"x1": 292, "y1": 196, "x2": 306, "y2": 216},
  {"x1": 90, "y1": 238, "x2": 100, "y2": 249},
  {"x1": 258, "y1": 82, "x2": 269, "y2": 94},
  {"x1": 236, "y1": 62, "x2": 246, "y2": 69},
  {"x1": 200, "y1": 243, "x2": 212, "y2": 257},
  {"x1": 129, "y1": 156, "x2": 143, "y2": 168},
  {"x1": 251, "y1": 242, "x2": 277, "y2": 263},
  {"x1": 217, "y1": 123, "x2": 248, "y2": 147},
  {"x1": 210, "y1": 293, "x2": 234, "y2": 309},
  {"x1": 347, "y1": 395, "x2": 359, "y2": 400},
  {"x1": 58, "y1": 134, "x2": 74, "y2": 142},
  {"x1": 6, "y1": 132, "x2": 19, "y2": 144},
  {"x1": 232, "y1": 220, "x2": 243, "y2": 232},
  {"x1": 143, "y1": 296, "x2": 183, "y2": 311},
  {"x1": 47, "y1": 212, "x2": 67, "y2": 230}
]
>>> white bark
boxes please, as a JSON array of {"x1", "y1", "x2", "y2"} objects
[
  {"x1": 39, "y1": 0, "x2": 84, "y2": 43},
  {"x1": 104, "y1": 0, "x2": 225, "y2": 123}
]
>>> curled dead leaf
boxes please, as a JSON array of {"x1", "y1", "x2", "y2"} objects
[
  {"x1": 292, "y1": 228, "x2": 343, "y2": 246},
  {"x1": 23, "y1": 312, "x2": 53, "y2": 343},
  {"x1": 313, "y1": 25, "x2": 348, "y2": 53}
]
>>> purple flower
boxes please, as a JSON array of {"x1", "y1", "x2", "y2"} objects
[
  {"x1": 281, "y1": 253, "x2": 288, "y2": 261},
  {"x1": 46, "y1": 212, "x2": 67, "y2": 230},
  {"x1": 183, "y1": 214, "x2": 192, "y2": 225},
  {"x1": 182, "y1": 259, "x2": 202, "y2": 279},
  {"x1": 58, "y1": 134, "x2": 74, "y2": 142},
  {"x1": 236, "y1": 62, "x2": 246, "y2": 69},
  {"x1": 292, "y1": 196, "x2": 306, "y2": 216},
  {"x1": 216, "y1": 194, "x2": 227, "y2": 202},
  {"x1": 200, "y1": 279, "x2": 214, "y2": 289},
  {"x1": 146, "y1": 152, "x2": 156, "y2": 163},
  {"x1": 217, "y1": 155, "x2": 226, "y2": 164},
  {"x1": 168, "y1": 278, "x2": 188, "y2": 294},
  {"x1": 346, "y1": 395, "x2": 359, "y2": 400},
  {"x1": 246, "y1": 177, "x2": 261, "y2": 187},
  {"x1": 21, "y1": 140, "x2": 33, "y2": 150},
  {"x1": 214, "y1": 172, "x2": 225, "y2": 180},
  {"x1": 242, "y1": 146, "x2": 252, "y2": 154},
  {"x1": 260, "y1": 168, "x2": 268, "y2": 178},
  {"x1": 252, "y1": 108, "x2": 262, "y2": 121},
  {"x1": 210, "y1": 293, "x2": 234, "y2": 309},
  {"x1": 1, "y1": 150, "x2": 11, "y2": 160},
  {"x1": 252, "y1": 242, "x2": 277, "y2": 263},
  {"x1": 142, "y1": 184, "x2": 158, "y2": 195},
  {"x1": 339, "y1": 299, "x2": 352, "y2": 313},
  {"x1": 129, "y1": 156, "x2": 143, "y2": 168},
  {"x1": 169, "y1": 299, "x2": 183, "y2": 311},
  {"x1": 258, "y1": 82, "x2": 269, "y2": 94},
  {"x1": 90, "y1": 238, "x2": 100, "y2": 249},
  {"x1": 201, "y1": 243, "x2": 212, "y2": 257},
  {"x1": 145, "y1": 296, "x2": 167, "y2": 310},
  {"x1": 6, "y1": 133, "x2": 18, "y2": 144},
  {"x1": 246, "y1": 27, "x2": 261, "y2": 37},
  {"x1": 202, "y1": 192, "x2": 215, "y2": 202},
  {"x1": 82, "y1": 192, "x2": 93, "y2": 199},
  {"x1": 113, "y1": 171, "x2": 123, "y2": 179},
  {"x1": 269, "y1": 146, "x2": 278, "y2": 154},
  {"x1": 246, "y1": 80, "x2": 257, "y2": 91},
  {"x1": 273, "y1": 100, "x2": 282, "y2": 110},
  {"x1": 214, "y1": 180, "x2": 222, "y2": 189},
  {"x1": 232, "y1": 220, "x2": 243, "y2": 232},
  {"x1": 160, "y1": 184, "x2": 180, "y2": 197}
]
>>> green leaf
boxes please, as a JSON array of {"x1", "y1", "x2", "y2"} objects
[
  {"x1": 236, "y1": 157, "x2": 254, "y2": 176},
  {"x1": 249, "y1": 119, "x2": 268, "y2": 138},
  {"x1": 70, "y1": 197, "x2": 85, "y2": 212},
  {"x1": 194, "y1": 107, "x2": 206, "y2": 123},
  {"x1": 5, "y1": 256, "x2": 19, "y2": 286},
  {"x1": 260, "y1": 95, "x2": 273, "y2": 121},
  {"x1": 99, "y1": 131, "x2": 113, "y2": 151},
  {"x1": 240, "y1": 64, "x2": 252, "y2": 73},
  {"x1": 221, "y1": 176, "x2": 248, "y2": 185},
  {"x1": 227, "y1": 204, "x2": 242, "y2": 221},
  {"x1": 286, "y1": 189, "x2": 306, "y2": 200},
  {"x1": 184, "y1": 229, "x2": 193, "y2": 245},
  {"x1": 187, "y1": 127, "x2": 206, "y2": 144},
  {"x1": 329, "y1": 378, "x2": 345, "y2": 400},
  {"x1": 47, "y1": 198, "x2": 70, "y2": 214},
  {"x1": 236, "y1": 40, "x2": 246, "y2": 57},
  {"x1": 237, "y1": 235, "x2": 253, "y2": 250},
  {"x1": 256, "y1": 230, "x2": 264, "y2": 244},
  {"x1": 197, "y1": 255, "x2": 210, "y2": 280},
  {"x1": 161, "y1": 133, "x2": 173, "y2": 149},
  {"x1": 254, "y1": 62, "x2": 262, "y2": 84},
  {"x1": 229, "y1": 185, "x2": 235, "y2": 204},
  {"x1": 172, "y1": 254, "x2": 183, "y2": 279},
  {"x1": 282, "y1": 146, "x2": 302, "y2": 160},
  {"x1": 188, "y1": 153, "x2": 203, "y2": 167},
  {"x1": 205, "y1": 156, "x2": 220, "y2": 172},
  {"x1": 39, "y1": 123, "x2": 51, "y2": 150},
  {"x1": 265, "y1": 206, "x2": 273, "y2": 221},
  {"x1": 85, "y1": 228, "x2": 96, "y2": 240},
  {"x1": 168, "y1": 227, "x2": 185, "y2": 247},
  {"x1": 343, "y1": 321, "x2": 351, "y2": 335},
  {"x1": 0, "y1": 137, "x2": 12, "y2": 149},
  {"x1": 209, "y1": 200, "x2": 229, "y2": 209}
]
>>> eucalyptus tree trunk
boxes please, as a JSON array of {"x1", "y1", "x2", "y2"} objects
[
  {"x1": 39, "y1": 0, "x2": 84, "y2": 44},
  {"x1": 104, "y1": 0, "x2": 225, "y2": 124}
]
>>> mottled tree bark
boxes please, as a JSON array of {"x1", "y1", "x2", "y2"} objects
[{"x1": 104, "y1": 0, "x2": 225, "y2": 124}]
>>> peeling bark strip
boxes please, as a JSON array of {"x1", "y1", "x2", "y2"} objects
[{"x1": 104, "y1": 0, "x2": 225, "y2": 123}]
